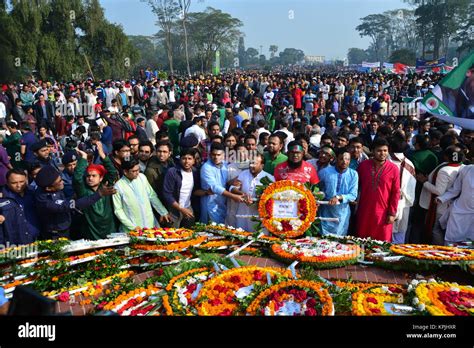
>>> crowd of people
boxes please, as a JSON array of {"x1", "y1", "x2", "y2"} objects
[{"x1": 0, "y1": 69, "x2": 472, "y2": 246}]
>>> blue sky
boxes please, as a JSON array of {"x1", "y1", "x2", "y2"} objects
[{"x1": 100, "y1": 0, "x2": 410, "y2": 60}]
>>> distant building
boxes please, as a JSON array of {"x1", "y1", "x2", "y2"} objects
[{"x1": 304, "y1": 55, "x2": 325, "y2": 64}]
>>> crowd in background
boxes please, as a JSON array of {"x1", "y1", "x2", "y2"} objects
[{"x1": 0, "y1": 69, "x2": 472, "y2": 246}]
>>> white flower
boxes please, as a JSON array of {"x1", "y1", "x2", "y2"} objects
[
  {"x1": 450, "y1": 287, "x2": 460, "y2": 292},
  {"x1": 410, "y1": 280, "x2": 419, "y2": 286},
  {"x1": 211, "y1": 222, "x2": 217, "y2": 226},
  {"x1": 407, "y1": 285, "x2": 413, "y2": 292},
  {"x1": 412, "y1": 298, "x2": 419, "y2": 305},
  {"x1": 428, "y1": 278, "x2": 436, "y2": 284},
  {"x1": 419, "y1": 280, "x2": 427, "y2": 283},
  {"x1": 381, "y1": 286, "x2": 389, "y2": 293},
  {"x1": 418, "y1": 303, "x2": 426, "y2": 311}
]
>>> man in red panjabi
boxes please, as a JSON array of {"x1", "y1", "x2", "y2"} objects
[
  {"x1": 274, "y1": 140, "x2": 319, "y2": 185},
  {"x1": 356, "y1": 138, "x2": 400, "y2": 241}
]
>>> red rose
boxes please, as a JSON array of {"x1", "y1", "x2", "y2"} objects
[
  {"x1": 186, "y1": 283, "x2": 197, "y2": 294},
  {"x1": 366, "y1": 297, "x2": 378, "y2": 304},
  {"x1": 370, "y1": 308, "x2": 381, "y2": 314},
  {"x1": 58, "y1": 292, "x2": 70, "y2": 302},
  {"x1": 230, "y1": 275, "x2": 241, "y2": 284},
  {"x1": 388, "y1": 287, "x2": 402, "y2": 293},
  {"x1": 306, "y1": 298, "x2": 317, "y2": 308},
  {"x1": 218, "y1": 309, "x2": 232, "y2": 316},
  {"x1": 253, "y1": 270, "x2": 263, "y2": 281},
  {"x1": 209, "y1": 299, "x2": 221, "y2": 306},
  {"x1": 305, "y1": 307, "x2": 317, "y2": 316}
]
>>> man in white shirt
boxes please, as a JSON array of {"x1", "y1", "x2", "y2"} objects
[
  {"x1": 437, "y1": 164, "x2": 474, "y2": 245},
  {"x1": 263, "y1": 86, "x2": 274, "y2": 114},
  {"x1": 146, "y1": 110, "x2": 160, "y2": 146},
  {"x1": 389, "y1": 136, "x2": 416, "y2": 244},
  {"x1": 321, "y1": 80, "x2": 330, "y2": 101},
  {"x1": 231, "y1": 153, "x2": 274, "y2": 232},
  {"x1": 184, "y1": 116, "x2": 207, "y2": 143},
  {"x1": 278, "y1": 119, "x2": 294, "y2": 153},
  {"x1": 105, "y1": 83, "x2": 118, "y2": 108}
]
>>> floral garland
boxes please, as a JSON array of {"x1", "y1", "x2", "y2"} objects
[
  {"x1": 131, "y1": 236, "x2": 206, "y2": 253},
  {"x1": 128, "y1": 252, "x2": 191, "y2": 266},
  {"x1": 163, "y1": 267, "x2": 213, "y2": 316},
  {"x1": 197, "y1": 240, "x2": 240, "y2": 251},
  {"x1": 103, "y1": 284, "x2": 162, "y2": 315},
  {"x1": 129, "y1": 227, "x2": 194, "y2": 241},
  {"x1": 258, "y1": 180, "x2": 317, "y2": 238},
  {"x1": 352, "y1": 284, "x2": 406, "y2": 316},
  {"x1": 195, "y1": 266, "x2": 293, "y2": 316},
  {"x1": 43, "y1": 270, "x2": 134, "y2": 299},
  {"x1": 390, "y1": 244, "x2": 474, "y2": 262},
  {"x1": 411, "y1": 280, "x2": 474, "y2": 316},
  {"x1": 246, "y1": 280, "x2": 334, "y2": 316},
  {"x1": 271, "y1": 237, "x2": 361, "y2": 269}
]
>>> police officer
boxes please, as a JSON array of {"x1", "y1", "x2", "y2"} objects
[
  {"x1": 0, "y1": 169, "x2": 41, "y2": 245},
  {"x1": 34, "y1": 165, "x2": 116, "y2": 240}
]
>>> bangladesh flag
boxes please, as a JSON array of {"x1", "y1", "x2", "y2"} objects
[{"x1": 420, "y1": 52, "x2": 474, "y2": 130}]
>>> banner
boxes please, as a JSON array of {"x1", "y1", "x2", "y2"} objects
[
  {"x1": 420, "y1": 52, "x2": 474, "y2": 130},
  {"x1": 213, "y1": 50, "x2": 220, "y2": 76},
  {"x1": 383, "y1": 62, "x2": 394, "y2": 69},
  {"x1": 416, "y1": 57, "x2": 446, "y2": 69},
  {"x1": 362, "y1": 61, "x2": 380, "y2": 68}
]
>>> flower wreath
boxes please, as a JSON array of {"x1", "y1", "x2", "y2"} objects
[
  {"x1": 195, "y1": 266, "x2": 293, "y2": 316},
  {"x1": 411, "y1": 280, "x2": 474, "y2": 316},
  {"x1": 271, "y1": 237, "x2": 361, "y2": 269},
  {"x1": 390, "y1": 244, "x2": 474, "y2": 262},
  {"x1": 162, "y1": 267, "x2": 213, "y2": 316},
  {"x1": 352, "y1": 284, "x2": 405, "y2": 316},
  {"x1": 258, "y1": 180, "x2": 317, "y2": 238},
  {"x1": 129, "y1": 227, "x2": 194, "y2": 241},
  {"x1": 246, "y1": 280, "x2": 334, "y2": 316}
]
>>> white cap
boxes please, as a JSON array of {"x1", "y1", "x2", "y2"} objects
[
  {"x1": 428, "y1": 85, "x2": 434, "y2": 89},
  {"x1": 254, "y1": 105, "x2": 261, "y2": 110}
]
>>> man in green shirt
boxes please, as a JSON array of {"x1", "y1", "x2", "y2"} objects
[
  {"x1": 163, "y1": 107, "x2": 183, "y2": 154},
  {"x1": 73, "y1": 142, "x2": 118, "y2": 240},
  {"x1": 263, "y1": 134, "x2": 287, "y2": 175},
  {"x1": 409, "y1": 134, "x2": 439, "y2": 175},
  {"x1": 3, "y1": 122, "x2": 22, "y2": 169}
]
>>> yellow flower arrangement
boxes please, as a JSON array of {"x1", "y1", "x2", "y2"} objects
[
  {"x1": 352, "y1": 284, "x2": 405, "y2": 316},
  {"x1": 196, "y1": 266, "x2": 293, "y2": 316},
  {"x1": 197, "y1": 240, "x2": 240, "y2": 250},
  {"x1": 413, "y1": 281, "x2": 474, "y2": 316},
  {"x1": 103, "y1": 283, "x2": 161, "y2": 314},
  {"x1": 390, "y1": 244, "x2": 474, "y2": 262},
  {"x1": 246, "y1": 280, "x2": 334, "y2": 316},
  {"x1": 258, "y1": 180, "x2": 317, "y2": 238},
  {"x1": 129, "y1": 227, "x2": 194, "y2": 241}
]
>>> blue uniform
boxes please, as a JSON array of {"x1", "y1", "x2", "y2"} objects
[
  {"x1": 34, "y1": 187, "x2": 102, "y2": 239},
  {"x1": 318, "y1": 166, "x2": 358, "y2": 236},
  {"x1": 0, "y1": 187, "x2": 41, "y2": 245}
]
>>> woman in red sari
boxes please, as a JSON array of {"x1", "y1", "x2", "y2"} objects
[{"x1": 356, "y1": 138, "x2": 400, "y2": 241}]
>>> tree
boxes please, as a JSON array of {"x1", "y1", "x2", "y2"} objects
[
  {"x1": 258, "y1": 54, "x2": 266, "y2": 66},
  {"x1": 452, "y1": 0, "x2": 474, "y2": 56},
  {"x1": 347, "y1": 48, "x2": 368, "y2": 64},
  {"x1": 187, "y1": 7, "x2": 242, "y2": 72},
  {"x1": 406, "y1": 0, "x2": 471, "y2": 58},
  {"x1": 246, "y1": 47, "x2": 259, "y2": 65},
  {"x1": 177, "y1": 0, "x2": 192, "y2": 76},
  {"x1": 269, "y1": 45, "x2": 278, "y2": 59},
  {"x1": 278, "y1": 48, "x2": 305, "y2": 66},
  {"x1": 144, "y1": 0, "x2": 180, "y2": 75},
  {"x1": 356, "y1": 14, "x2": 390, "y2": 61},
  {"x1": 389, "y1": 49, "x2": 416, "y2": 65}
]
